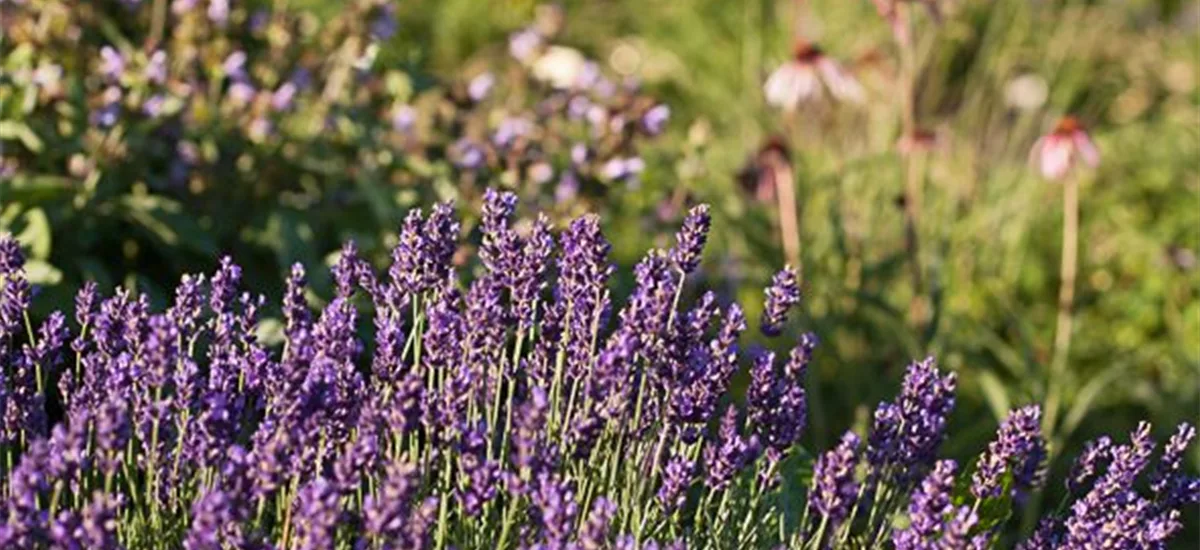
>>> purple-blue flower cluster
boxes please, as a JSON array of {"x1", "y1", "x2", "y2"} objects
[{"x1": 0, "y1": 189, "x2": 1195, "y2": 549}]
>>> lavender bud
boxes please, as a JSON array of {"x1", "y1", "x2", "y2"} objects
[
  {"x1": 808, "y1": 431, "x2": 861, "y2": 534},
  {"x1": 668, "y1": 204, "x2": 711, "y2": 274},
  {"x1": 1067, "y1": 436, "x2": 1112, "y2": 494},
  {"x1": 970, "y1": 405, "x2": 1046, "y2": 502},
  {"x1": 760, "y1": 266, "x2": 801, "y2": 336}
]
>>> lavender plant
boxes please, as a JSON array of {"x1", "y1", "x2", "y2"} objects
[
  {"x1": 0, "y1": 192, "x2": 1195, "y2": 549},
  {"x1": 1, "y1": 0, "x2": 673, "y2": 307}
]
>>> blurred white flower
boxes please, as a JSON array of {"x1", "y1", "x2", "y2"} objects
[
  {"x1": 532, "y1": 46, "x2": 588, "y2": 89},
  {"x1": 1005, "y1": 74, "x2": 1048, "y2": 111}
]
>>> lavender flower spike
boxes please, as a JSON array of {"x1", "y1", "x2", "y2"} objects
[
  {"x1": 894, "y1": 459, "x2": 957, "y2": 549},
  {"x1": 760, "y1": 266, "x2": 801, "y2": 336},
  {"x1": 1151, "y1": 422, "x2": 1198, "y2": 509},
  {"x1": 971, "y1": 405, "x2": 1047, "y2": 502},
  {"x1": 669, "y1": 204, "x2": 711, "y2": 274},
  {"x1": 868, "y1": 357, "x2": 957, "y2": 482},
  {"x1": 657, "y1": 454, "x2": 695, "y2": 513},
  {"x1": 808, "y1": 431, "x2": 861, "y2": 536},
  {"x1": 1066, "y1": 435, "x2": 1112, "y2": 494}
]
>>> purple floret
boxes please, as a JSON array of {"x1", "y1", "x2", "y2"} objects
[{"x1": 760, "y1": 266, "x2": 801, "y2": 336}]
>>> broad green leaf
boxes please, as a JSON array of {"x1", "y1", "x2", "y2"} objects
[
  {"x1": 23, "y1": 259, "x2": 62, "y2": 285},
  {"x1": 16, "y1": 207, "x2": 51, "y2": 259}
]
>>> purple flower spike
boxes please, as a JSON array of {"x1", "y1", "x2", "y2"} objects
[
  {"x1": 530, "y1": 472, "x2": 579, "y2": 546},
  {"x1": 1016, "y1": 518, "x2": 1062, "y2": 550},
  {"x1": 868, "y1": 357, "x2": 956, "y2": 483},
  {"x1": 363, "y1": 461, "x2": 430, "y2": 548},
  {"x1": 0, "y1": 234, "x2": 24, "y2": 275},
  {"x1": 669, "y1": 204, "x2": 711, "y2": 274},
  {"x1": 1067, "y1": 436, "x2": 1112, "y2": 494},
  {"x1": 894, "y1": 460, "x2": 957, "y2": 549},
  {"x1": 970, "y1": 405, "x2": 1046, "y2": 501},
  {"x1": 704, "y1": 406, "x2": 761, "y2": 492},
  {"x1": 808, "y1": 431, "x2": 861, "y2": 535},
  {"x1": 940, "y1": 506, "x2": 987, "y2": 550},
  {"x1": 292, "y1": 478, "x2": 341, "y2": 550},
  {"x1": 479, "y1": 188, "x2": 520, "y2": 275},
  {"x1": 383, "y1": 200, "x2": 458, "y2": 304},
  {"x1": 1151, "y1": 422, "x2": 1198, "y2": 510},
  {"x1": 760, "y1": 266, "x2": 801, "y2": 336},
  {"x1": 209, "y1": 256, "x2": 242, "y2": 316},
  {"x1": 658, "y1": 455, "x2": 695, "y2": 513},
  {"x1": 456, "y1": 422, "x2": 499, "y2": 516},
  {"x1": 1063, "y1": 422, "x2": 1160, "y2": 549},
  {"x1": 80, "y1": 492, "x2": 123, "y2": 549},
  {"x1": 580, "y1": 497, "x2": 617, "y2": 550},
  {"x1": 747, "y1": 340, "x2": 810, "y2": 457},
  {"x1": 184, "y1": 488, "x2": 243, "y2": 550}
]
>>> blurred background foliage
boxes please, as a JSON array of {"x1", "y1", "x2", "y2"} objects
[{"x1": 2, "y1": 0, "x2": 1198, "y2": 541}]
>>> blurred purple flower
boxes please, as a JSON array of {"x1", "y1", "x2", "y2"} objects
[
  {"x1": 99, "y1": 46, "x2": 125, "y2": 82},
  {"x1": 601, "y1": 156, "x2": 645, "y2": 181},
  {"x1": 509, "y1": 27, "x2": 543, "y2": 63},
  {"x1": 145, "y1": 50, "x2": 168, "y2": 84},
  {"x1": 641, "y1": 104, "x2": 670, "y2": 136},
  {"x1": 207, "y1": 0, "x2": 230, "y2": 26},
  {"x1": 468, "y1": 72, "x2": 495, "y2": 102},
  {"x1": 391, "y1": 105, "x2": 416, "y2": 133}
]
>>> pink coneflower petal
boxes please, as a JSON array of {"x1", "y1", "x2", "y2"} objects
[
  {"x1": 1038, "y1": 136, "x2": 1072, "y2": 181},
  {"x1": 1073, "y1": 132, "x2": 1100, "y2": 167},
  {"x1": 816, "y1": 58, "x2": 865, "y2": 104},
  {"x1": 763, "y1": 64, "x2": 797, "y2": 109}
]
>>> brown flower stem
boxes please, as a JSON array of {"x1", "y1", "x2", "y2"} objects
[
  {"x1": 1044, "y1": 173, "x2": 1080, "y2": 436},
  {"x1": 771, "y1": 151, "x2": 803, "y2": 276}
]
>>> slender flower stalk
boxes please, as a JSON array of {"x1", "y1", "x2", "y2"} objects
[{"x1": 1040, "y1": 117, "x2": 1100, "y2": 437}]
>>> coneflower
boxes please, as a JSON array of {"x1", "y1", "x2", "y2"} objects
[{"x1": 763, "y1": 42, "x2": 865, "y2": 110}]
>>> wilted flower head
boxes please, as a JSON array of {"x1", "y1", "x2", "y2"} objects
[
  {"x1": 763, "y1": 42, "x2": 865, "y2": 110},
  {"x1": 1030, "y1": 116, "x2": 1099, "y2": 181}
]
